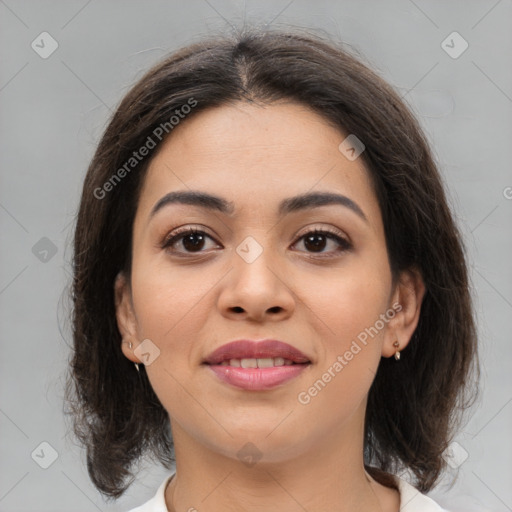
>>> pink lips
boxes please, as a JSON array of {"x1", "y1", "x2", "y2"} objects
[
  {"x1": 203, "y1": 339, "x2": 311, "y2": 391},
  {"x1": 203, "y1": 339, "x2": 311, "y2": 365}
]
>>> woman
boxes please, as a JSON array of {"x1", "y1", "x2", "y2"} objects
[{"x1": 64, "y1": 28, "x2": 479, "y2": 512}]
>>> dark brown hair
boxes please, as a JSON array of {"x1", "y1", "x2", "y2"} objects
[{"x1": 63, "y1": 26, "x2": 479, "y2": 500}]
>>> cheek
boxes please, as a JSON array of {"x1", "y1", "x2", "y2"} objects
[
  {"x1": 303, "y1": 252, "x2": 391, "y2": 399},
  {"x1": 312, "y1": 255, "x2": 391, "y2": 343},
  {"x1": 298, "y1": 298, "x2": 387, "y2": 430},
  {"x1": 130, "y1": 250, "x2": 210, "y2": 340},
  {"x1": 128, "y1": 258, "x2": 211, "y2": 413}
]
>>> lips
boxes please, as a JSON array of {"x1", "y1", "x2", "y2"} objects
[
  {"x1": 203, "y1": 339, "x2": 311, "y2": 365},
  {"x1": 203, "y1": 339, "x2": 311, "y2": 391}
]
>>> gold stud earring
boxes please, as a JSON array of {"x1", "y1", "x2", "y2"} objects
[{"x1": 393, "y1": 340, "x2": 400, "y2": 360}]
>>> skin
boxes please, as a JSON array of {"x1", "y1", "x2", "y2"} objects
[{"x1": 115, "y1": 101, "x2": 425, "y2": 512}]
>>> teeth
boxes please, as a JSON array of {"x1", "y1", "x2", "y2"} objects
[
  {"x1": 240, "y1": 358, "x2": 257, "y2": 368},
  {"x1": 222, "y1": 357, "x2": 296, "y2": 368},
  {"x1": 254, "y1": 357, "x2": 274, "y2": 368}
]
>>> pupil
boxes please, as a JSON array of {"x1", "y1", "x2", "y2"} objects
[
  {"x1": 305, "y1": 234, "x2": 326, "y2": 252},
  {"x1": 183, "y1": 233, "x2": 204, "y2": 251}
]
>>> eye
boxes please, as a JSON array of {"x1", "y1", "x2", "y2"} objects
[
  {"x1": 292, "y1": 227, "x2": 352, "y2": 257},
  {"x1": 161, "y1": 226, "x2": 218, "y2": 255},
  {"x1": 161, "y1": 226, "x2": 352, "y2": 257}
]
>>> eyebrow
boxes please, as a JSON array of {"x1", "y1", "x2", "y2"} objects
[{"x1": 149, "y1": 190, "x2": 368, "y2": 223}]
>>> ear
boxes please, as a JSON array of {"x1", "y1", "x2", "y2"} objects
[
  {"x1": 382, "y1": 267, "x2": 426, "y2": 358},
  {"x1": 114, "y1": 271, "x2": 140, "y2": 363}
]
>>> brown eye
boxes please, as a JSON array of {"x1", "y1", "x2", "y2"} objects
[
  {"x1": 293, "y1": 228, "x2": 351, "y2": 256},
  {"x1": 162, "y1": 228, "x2": 218, "y2": 254},
  {"x1": 161, "y1": 226, "x2": 351, "y2": 258}
]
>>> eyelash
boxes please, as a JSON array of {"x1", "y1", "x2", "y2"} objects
[{"x1": 160, "y1": 226, "x2": 352, "y2": 258}]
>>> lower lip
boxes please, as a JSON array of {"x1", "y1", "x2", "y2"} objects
[{"x1": 206, "y1": 364, "x2": 310, "y2": 390}]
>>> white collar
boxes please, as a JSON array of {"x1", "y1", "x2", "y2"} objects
[
  {"x1": 128, "y1": 472, "x2": 449, "y2": 511},
  {"x1": 395, "y1": 476, "x2": 450, "y2": 511}
]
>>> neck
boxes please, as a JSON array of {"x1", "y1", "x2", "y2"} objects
[{"x1": 164, "y1": 406, "x2": 399, "y2": 512}]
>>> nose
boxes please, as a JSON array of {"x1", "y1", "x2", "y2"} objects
[{"x1": 217, "y1": 240, "x2": 296, "y2": 323}]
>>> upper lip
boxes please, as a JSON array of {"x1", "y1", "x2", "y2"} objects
[{"x1": 203, "y1": 339, "x2": 311, "y2": 365}]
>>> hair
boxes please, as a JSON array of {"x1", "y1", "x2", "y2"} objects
[{"x1": 63, "y1": 26, "x2": 480, "y2": 500}]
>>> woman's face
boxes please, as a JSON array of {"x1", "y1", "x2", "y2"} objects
[{"x1": 116, "y1": 101, "x2": 422, "y2": 463}]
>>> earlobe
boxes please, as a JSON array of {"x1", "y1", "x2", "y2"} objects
[{"x1": 382, "y1": 267, "x2": 426, "y2": 358}]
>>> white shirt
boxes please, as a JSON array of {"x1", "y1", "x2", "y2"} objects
[{"x1": 126, "y1": 473, "x2": 450, "y2": 511}]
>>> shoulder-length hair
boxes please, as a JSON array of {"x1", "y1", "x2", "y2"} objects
[{"x1": 63, "y1": 27, "x2": 479, "y2": 500}]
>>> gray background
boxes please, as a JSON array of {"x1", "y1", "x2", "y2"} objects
[{"x1": 1, "y1": 1, "x2": 511, "y2": 511}]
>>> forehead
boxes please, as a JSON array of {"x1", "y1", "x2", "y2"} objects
[{"x1": 135, "y1": 101, "x2": 381, "y2": 226}]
